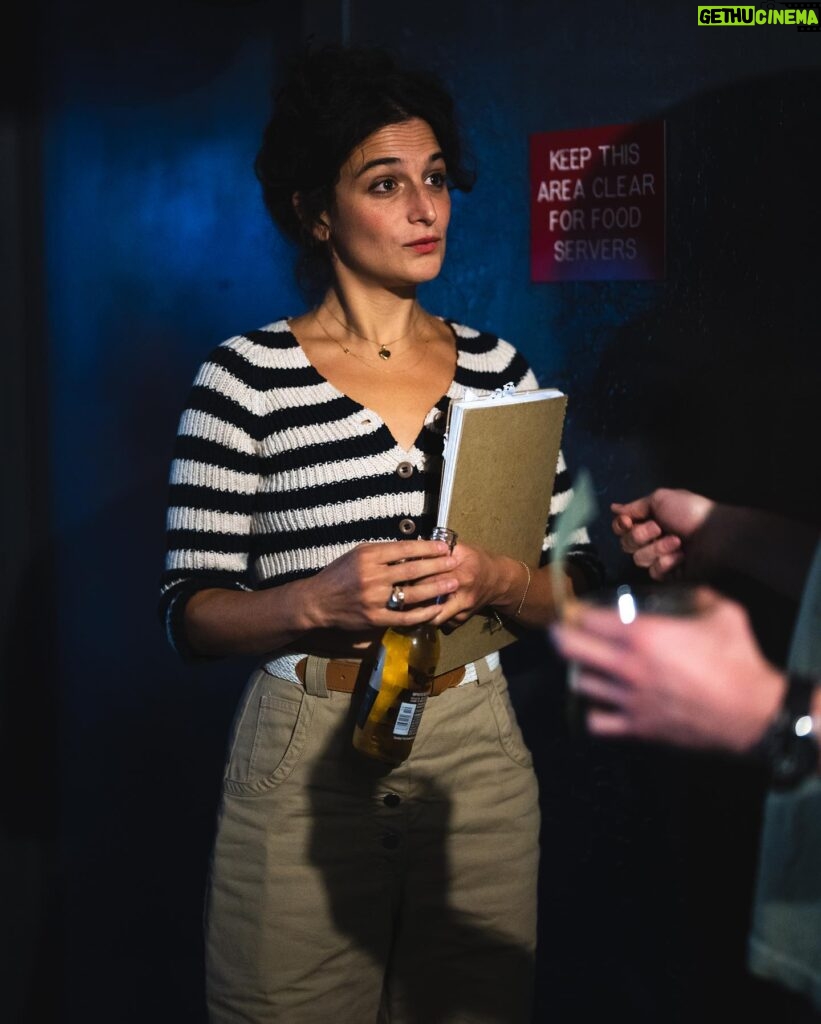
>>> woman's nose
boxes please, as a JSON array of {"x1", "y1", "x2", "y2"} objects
[{"x1": 407, "y1": 186, "x2": 437, "y2": 224}]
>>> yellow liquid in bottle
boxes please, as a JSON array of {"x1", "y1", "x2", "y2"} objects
[{"x1": 352, "y1": 622, "x2": 440, "y2": 765}]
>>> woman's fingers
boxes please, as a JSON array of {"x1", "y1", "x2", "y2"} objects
[
  {"x1": 377, "y1": 539, "x2": 451, "y2": 564},
  {"x1": 359, "y1": 540, "x2": 455, "y2": 589},
  {"x1": 397, "y1": 575, "x2": 459, "y2": 608},
  {"x1": 373, "y1": 604, "x2": 442, "y2": 629},
  {"x1": 385, "y1": 553, "x2": 456, "y2": 585}
]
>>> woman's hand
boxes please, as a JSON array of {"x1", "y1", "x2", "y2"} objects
[
  {"x1": 428, "y1": 542, "x2": 522, "y2": 627},
  {"x1": 304, "y1": 539, "x2": 458, "y2": 631}
]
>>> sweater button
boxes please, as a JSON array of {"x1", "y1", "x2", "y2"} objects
[
  {"x1": 381, "y1": 831, "x2": 401, "y2": 850},
  {"x1": 383, "y1": 792, "x2": 401, "y2": 808},
  {"x1": 398, "y1": 518, "x2": 416, "y2": 536},
  {"x1": 396, "y1": 461, "x2": 414, "y2": 479}
]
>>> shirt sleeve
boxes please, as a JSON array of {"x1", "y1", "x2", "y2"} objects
[{"x1": 159, "y1": 339, "x2": 266, "y2": 658}]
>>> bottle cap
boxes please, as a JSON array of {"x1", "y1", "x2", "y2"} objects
[{"x1": 430, "y1": 526, "x2": 457, "y2": 550}]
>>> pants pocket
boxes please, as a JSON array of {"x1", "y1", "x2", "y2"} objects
[
  {"x1": 486, "y1": 672, "x2": 534, "y2": 769},
  {"x1": 224, "y1": 671, "x2": 313, "y2": 795}
]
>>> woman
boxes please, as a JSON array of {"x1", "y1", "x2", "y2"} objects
[{"x1": 160, "y1": 47, "x2": 600, "y2": 1024}]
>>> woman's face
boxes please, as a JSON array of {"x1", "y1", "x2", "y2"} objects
[{"x1": 322, "y1": 118, "x2": 451, "y2": 292}]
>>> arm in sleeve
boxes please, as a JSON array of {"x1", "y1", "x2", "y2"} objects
[{"x1": 159, "y1": 339, "x2": 266, "y2": 659}]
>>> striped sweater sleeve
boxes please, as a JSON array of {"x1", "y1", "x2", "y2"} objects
[{"x1": 159, "y1": 338, "x2": 267, "y2": 657}]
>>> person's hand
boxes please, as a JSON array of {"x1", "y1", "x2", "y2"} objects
[
  {"x1": 428, "y1": 541, "x2": 517, "y2": 627},
  {"x1": 305, "y1": 539, "x2": 457, "y2": 631},
  {"x1": 550, "y1": 589, "x2": 785, "y2": 752},
  {"x1": 611, "y1": 488, "x2": 715, "y2": 581}
]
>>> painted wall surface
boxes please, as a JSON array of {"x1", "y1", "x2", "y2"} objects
[
  {"x1": 36, "y1": 2, "x2": 301, "y2": 1020},
  {"x1": 7, "y1": 1, "x2": 819, "y2": 1021}
]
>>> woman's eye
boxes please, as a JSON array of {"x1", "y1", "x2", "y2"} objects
[
  {"x1": 370, "y1": 178, "x2": 398, "y2": 193},
  {"x1": 427, "y1": 171, "x2": 447, "y2": 188}
]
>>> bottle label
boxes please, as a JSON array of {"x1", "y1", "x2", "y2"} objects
[
  {"x1": 392, "y1": 692, "x2": 428, "y2": 739},
  {"x1": 356, "y1": 645, "x2": 386, "y2": 729}
]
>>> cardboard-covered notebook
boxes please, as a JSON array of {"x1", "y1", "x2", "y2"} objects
[{"x1": 435, "y1": 386, "x2": 568, "y2": 673}]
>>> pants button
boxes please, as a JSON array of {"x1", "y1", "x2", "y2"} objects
[{"x1": 381, "y1": 832, "x2": 401, "y2": 850}]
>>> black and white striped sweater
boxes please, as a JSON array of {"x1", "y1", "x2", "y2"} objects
[{"x1": 160, "y1": 318, "x2": 599, "y2": 656}]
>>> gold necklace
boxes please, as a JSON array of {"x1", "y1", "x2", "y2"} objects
[
  {"x1": 315, "y1": 310, "x2": 430, "y2": 374},
  {"x1": 321, "y1": 303, "x2": 418, "y2": 360}
]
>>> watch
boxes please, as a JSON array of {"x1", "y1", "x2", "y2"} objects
[{"x1": 754, "y1": 673, "x2": 820, "y2": 790}]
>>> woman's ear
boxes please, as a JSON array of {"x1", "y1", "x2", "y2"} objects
[{"x1": 292, "y1": 192, "x2": 330, "y2": 243}]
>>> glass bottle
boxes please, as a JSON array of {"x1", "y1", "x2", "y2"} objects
[{"x1": 352, "y1": 527, "x2": 457, "y2": 765}]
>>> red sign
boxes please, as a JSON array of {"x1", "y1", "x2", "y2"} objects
[{"x1": 529, "y1": 121, "x2": 666, "y2": 282}]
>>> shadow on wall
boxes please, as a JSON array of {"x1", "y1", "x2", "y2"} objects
[
  {"x1": 566, "y1": 66, "x2": 820, "y2": 536},
  {"x1": 551, "y1": 66, "x2": 820, "y2": 662}
]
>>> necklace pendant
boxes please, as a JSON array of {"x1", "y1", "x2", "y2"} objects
[{"x1": 379, "y1": 347, "x2": 391, "y2": 360}]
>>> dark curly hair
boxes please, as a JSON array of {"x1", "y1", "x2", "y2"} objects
[{"x1": 255, "y1": 46, "x2": 475, "y2": 298}]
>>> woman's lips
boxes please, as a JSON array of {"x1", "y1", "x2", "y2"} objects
[{"x1": 405, "y1": 238, "x2": 440, "y2": 254}]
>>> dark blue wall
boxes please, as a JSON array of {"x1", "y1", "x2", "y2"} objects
[
  {"x1": 35, "y1": 2, "x2": 301, "y2": 1020},
  {"x1": 5, "y1": 1, "x2": 819, "y2": 1022}
]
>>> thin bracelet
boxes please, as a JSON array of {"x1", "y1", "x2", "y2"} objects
[{"x1": 515, "y1": 561, "x2": 532, "y2": 617}]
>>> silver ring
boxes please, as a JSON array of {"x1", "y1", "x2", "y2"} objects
[{"x1": 386, "y1": 585, "x2": 406, "y2": 611}]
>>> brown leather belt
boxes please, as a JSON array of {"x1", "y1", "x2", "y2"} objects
[{"x1": 295, "y1": 657, "x2": 466, "y2": 695}]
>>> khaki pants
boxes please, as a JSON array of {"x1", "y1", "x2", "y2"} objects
[{"x1": 205, "y1": 657, "x2": 540, "y2": 1024}]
